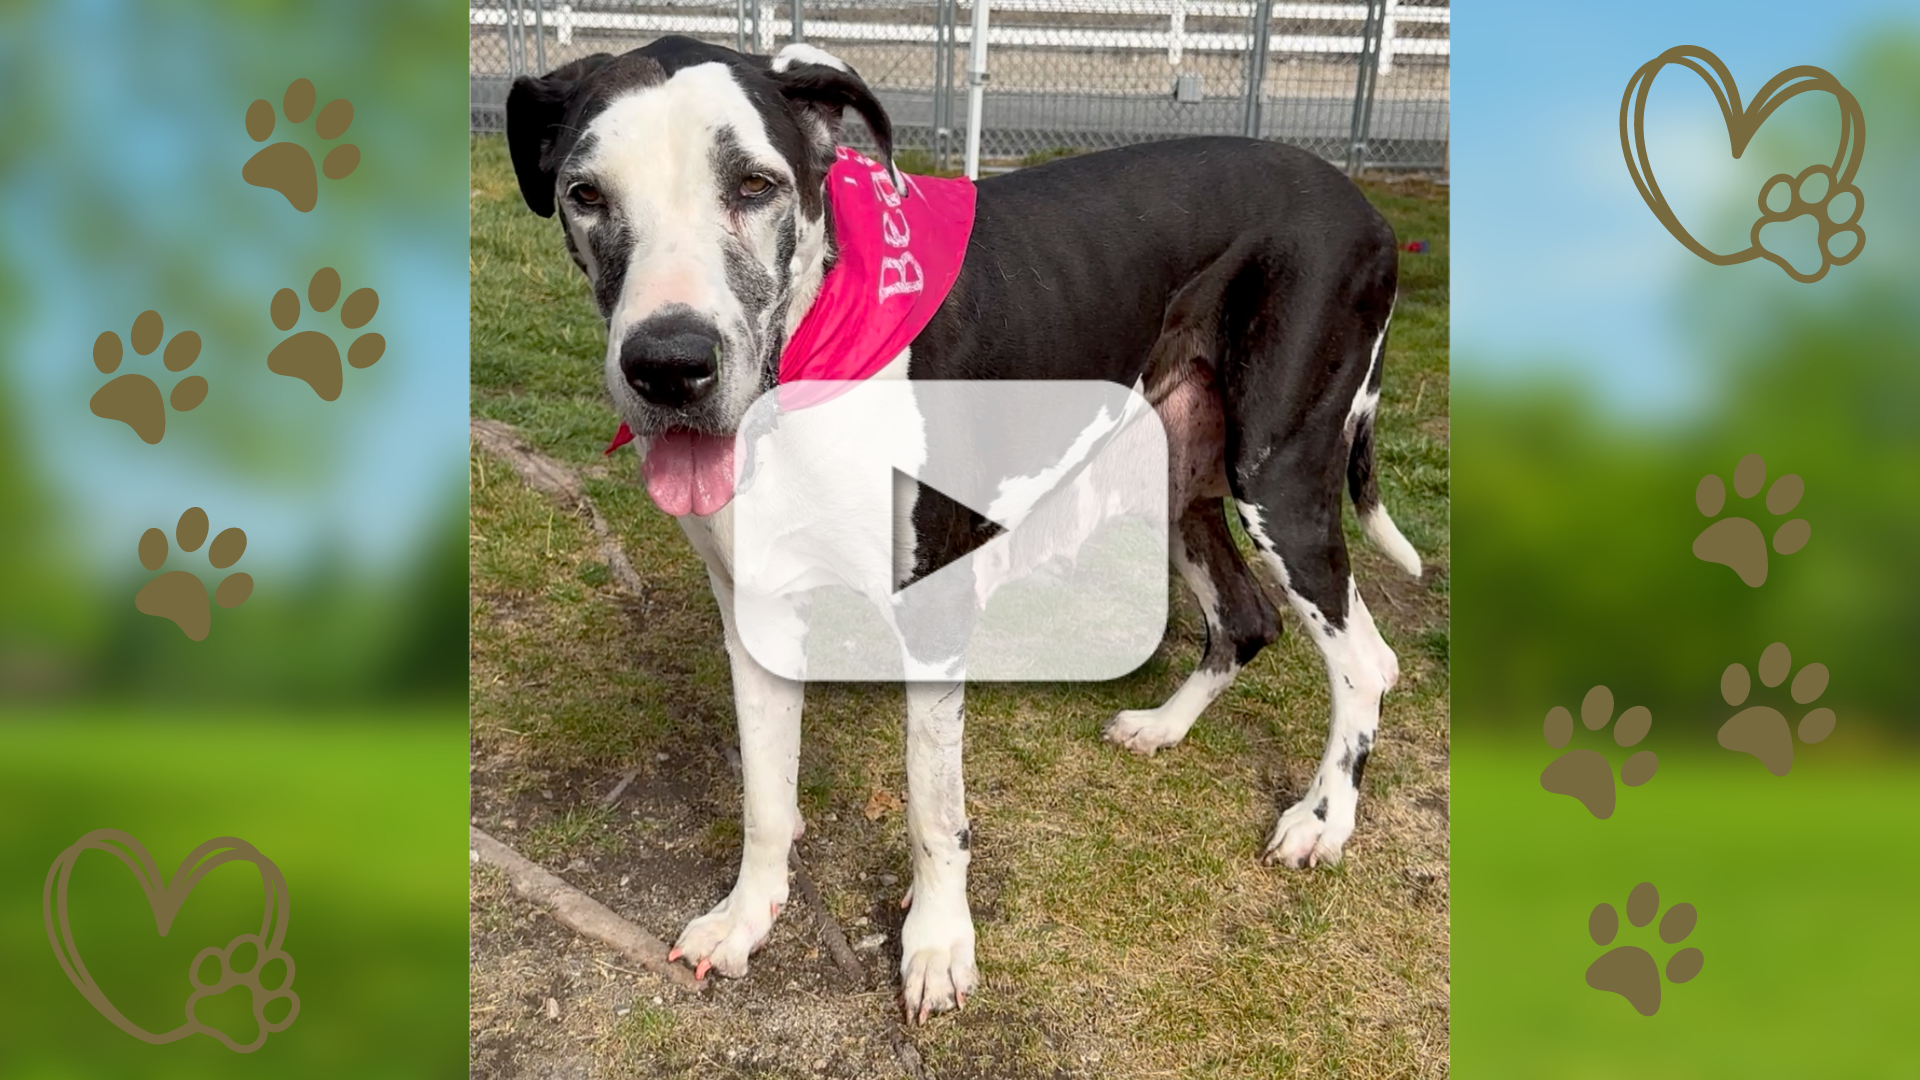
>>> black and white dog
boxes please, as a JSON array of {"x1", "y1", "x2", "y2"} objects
[{"x1": 506, "y1": 36, "x2": 1422, "y2": 1022}]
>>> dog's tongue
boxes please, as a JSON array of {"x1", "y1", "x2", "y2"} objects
[{"x1": 643, "y1": 428, "x2": 735, "y2": 517}]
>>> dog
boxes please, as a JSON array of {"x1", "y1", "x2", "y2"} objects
[{"x1": 505, "y1": 35, "x2": 1422, "y2": 1022}]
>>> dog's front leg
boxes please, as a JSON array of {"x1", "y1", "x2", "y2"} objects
[
  {"x1": 899, "y1": 679, "x2": 977, "y2": 1022},
  {"x1": 669, "y1": 558, "x2": 803, "y2": 980}
]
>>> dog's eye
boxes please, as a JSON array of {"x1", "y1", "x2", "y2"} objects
[
  {"x1": 739, "y1": 174, "x2": 774, "y2": 198},
  {"x1": 569, "y1": 183, "x2": 603, "y2": 206}
]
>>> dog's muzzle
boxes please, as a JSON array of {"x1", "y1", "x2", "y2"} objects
[{"x1": 620, "y1": 312, "x2": 721, "y2": 409}]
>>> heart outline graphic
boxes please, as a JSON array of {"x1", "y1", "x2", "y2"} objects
[
  {"x1": 42, "y1": 829, "x2": 300, "y2": 1053},
  {"x1": 1620, "y1": 45, "x2": 1866, "y2": 283}
]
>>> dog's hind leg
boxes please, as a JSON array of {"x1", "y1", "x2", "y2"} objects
[
  {"x1": 1235, "y1": 477, "x2": 1399, "y2": 869},
  {"x1": 1254, "y1": 561, "x2": 1396, "y2": 870},
  {"x1": 1106, "y1": 499, "x2": 1279, "y2": 754},
  {"x1": 1225, "y1": 257, "x2": 1406, "y2": 869},
  {"x1": 668, "y1": 552, "x2": 805, "y2": 980}
]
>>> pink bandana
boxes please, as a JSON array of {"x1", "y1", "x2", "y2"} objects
[{"x1": 614, "y1": 148, "x2": 977, "y2": 517}]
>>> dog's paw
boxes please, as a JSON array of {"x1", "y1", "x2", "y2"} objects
[
  {"x1": 1261, "y1": 796, "x2": 1351, "y2": 869},
  {"x1": 1104, "y1": 707, "x2": 1189, "y2": 755},
  {"x1": 668, "y1": 885, "x2": 785, "y2": 980},
  {"x1": 899, "y1": 902, "x2": 977, "y2": 1023}
]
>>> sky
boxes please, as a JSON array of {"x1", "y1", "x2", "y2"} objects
[
  {"x1": 0, "y1": 0, "x2": 466, "y2": 577},
  {"x1": 1452, "y1": 0, "x2": 1913, "y2": 420}
]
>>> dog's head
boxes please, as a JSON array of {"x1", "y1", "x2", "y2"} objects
[{"x1": 506, "y1": 37, "x2": 895, "y2": 442}]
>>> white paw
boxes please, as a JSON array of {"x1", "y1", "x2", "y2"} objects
[
  {"x1": 898, "y1": 902, "x2": 977, "y2": 1023},
  {"x1": 1104, "y1": 708, "x2": 1188, "y2": 755},
  {"x1": 668, "y1": 885, "x2": 786, "y2": 980},
  {"x1": 1261, "y1": 797, "x2": 1353, "y2": 869}
]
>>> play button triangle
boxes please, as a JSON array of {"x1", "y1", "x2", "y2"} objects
[{"x1": 893, "y1": 467, "x2": 1008, "y2": 593}]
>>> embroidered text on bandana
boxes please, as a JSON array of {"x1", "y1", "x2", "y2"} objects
[{"x1": 612, "y1": 148, "x2": 976, "y2": 517}]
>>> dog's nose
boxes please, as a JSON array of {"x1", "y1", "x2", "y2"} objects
[{"x1": 620, "y1": 316, "x2": 721, "y2": 408}]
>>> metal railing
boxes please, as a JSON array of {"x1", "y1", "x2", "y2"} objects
[{"x1": 471, "y1": 0, "x2": 1448, "y2": 172}]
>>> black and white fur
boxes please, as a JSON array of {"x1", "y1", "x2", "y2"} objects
[{"x1": 506, "y1": 36, "x2": 1423, "y2": 1023}]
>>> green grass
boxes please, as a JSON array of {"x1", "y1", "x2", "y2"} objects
[
  {"x1": 468, "y1": 133, "x2": 1449, "y2": 1079},
  {"x1": 0, "y1": 709, "x2": 467, "y2": 1080},
  {"x1": 1456, "y1": 736, "x2": 1920, "y2": 1079}
]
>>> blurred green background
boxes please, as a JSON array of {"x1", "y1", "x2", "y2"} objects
[
  {"x1": 0, "y1": 1, "x2": 467, "y2": 1076},
  {"x1": 1455, "y1": 3, "x2": 1920, "y2": 1076}
]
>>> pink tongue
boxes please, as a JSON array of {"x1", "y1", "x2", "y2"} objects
[{"x1": 642, "y1": 429, "x2": 736, "y2": 517}]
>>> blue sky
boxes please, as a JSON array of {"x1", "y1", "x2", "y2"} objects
[
  {"x1": 1, "y1": 1, "x2": 467, "y2": 576},
  {"x1": 1453, "y1": 0, "x2": 1913, "y2": 418}
]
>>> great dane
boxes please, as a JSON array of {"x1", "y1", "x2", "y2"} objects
[{"x1": 505, "y1": 35, "x2": 1422, "y2": 1022}]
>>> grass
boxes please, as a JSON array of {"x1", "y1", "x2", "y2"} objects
[
  {"x1": 1455, "y1": 738, "x2": 1920, "y2": 1079},
  {"x1": 0, "y1": 708, "x2": 468, "y2": 1080},
  {"x1": 468, "y1": 133, "x2": 1449, "y2": 1079}
]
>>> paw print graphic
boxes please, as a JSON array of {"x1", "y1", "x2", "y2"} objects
[
  {"x1": 134, "y1": 508, "x2": 253, "y2": 641},
  {"x1": 89, "y1": 311, "x2": 206, "y2": 445},
  {"x1": 1718, "y1": 641, "x2": 1834, "y2": 776},
  {"x1": 242, "y1": 78, "x2": 359, "y2": 213},
  {"x1": 1585, "y1": 882, "x2": 1703, "y2": 1017},
  {"x1": 186, "y1": 933, "x2": 300, "y2": 1054},
  {"x1": 1539, "y1": 685, "x2": 1657, "y2": 819},
  {"x1": 266, "y1": 268, "x2": 384, "y2": 401},
  {"x1": 1751, "y1": 163, "x2": 1864, "y2": 284},
  {"x1": 1693, "y1": 453, "x2": 1809, "y2": 587}
]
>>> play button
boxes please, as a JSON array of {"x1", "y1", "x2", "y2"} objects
[
  {"x1": 892, "y1": 469, "x2": 1007, "y2": 592},
  {"x1": 730, "y1": 379, "x2": 1168, "y2": 681}
]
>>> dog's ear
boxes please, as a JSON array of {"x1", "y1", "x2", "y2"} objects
[
  {"x1": 768, "y1": 50, "x2": 899, "y2": 188},
  {"x1": 506, "y1": 53, "x2": 613, "y2": 218}
]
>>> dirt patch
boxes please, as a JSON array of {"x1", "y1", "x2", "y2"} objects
[{"x1": 472, "y1": 751, "x2": 923, "y2": 1080}]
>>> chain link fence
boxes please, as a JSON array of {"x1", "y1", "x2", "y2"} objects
[{"x1": 471, "y1": 0, "x2": 1447, "y2": 172}]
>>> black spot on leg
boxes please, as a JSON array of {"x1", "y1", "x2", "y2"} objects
[
  {"x1": 955, "y1": 827, "x2": 970, "y2": 851},
  {"x1": 1350, "y1": 731, "x2": 1373, "y2": 789},
  {"x1": 1313, "y1": 797, "x2": 1328, "y2": 821}
]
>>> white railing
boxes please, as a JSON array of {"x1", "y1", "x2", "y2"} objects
[{"x1": 472, "y1": 1, "x2": 1448, "y2": 73}]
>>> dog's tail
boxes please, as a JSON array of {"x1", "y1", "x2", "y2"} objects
[{"x1": 1347, "y1": 407, "x2": 1423, "y2": 578}]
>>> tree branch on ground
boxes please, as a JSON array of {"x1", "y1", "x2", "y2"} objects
[{"x1": 471, "y1": 825, "x2": 707, "y2": 993}]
